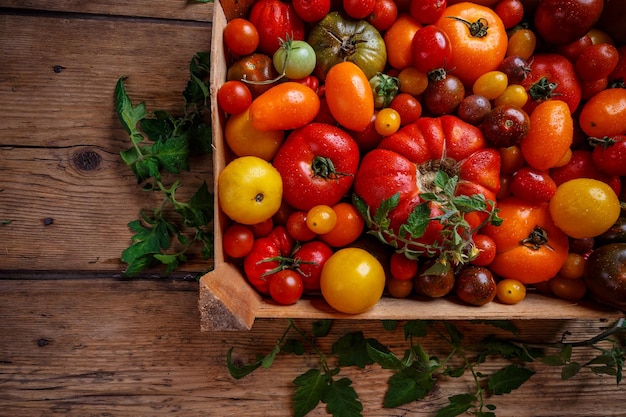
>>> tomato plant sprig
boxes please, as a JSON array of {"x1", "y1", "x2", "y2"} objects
[
  {"x1": 115, "y1": 52, "x2": 213, "y2": 276},
  {"x1": 354, "y1": 170, "x2": 502, "y2": 275}
]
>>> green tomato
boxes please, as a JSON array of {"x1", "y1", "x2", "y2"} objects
[
  {"x1": 272, "y1": 39, "x2": 316, "y2": 80},
  {"x1": 308, "y1": 11, "x2": 387, "y2": 81}
]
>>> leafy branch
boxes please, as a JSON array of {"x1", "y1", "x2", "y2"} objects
[
  {"x1": 354, "y1": 171, "x2": 502, "y2": 275},
  {"x1": 115, "y1": 52, "x2": 213, "y2": 276},
  {"x1": 227, "y1": 318, "x2": 626, "y2": 417}
]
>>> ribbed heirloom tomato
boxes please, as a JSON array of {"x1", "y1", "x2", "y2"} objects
[{"x1": 482, "y1": 197, "x2": 569, "y2": 284}]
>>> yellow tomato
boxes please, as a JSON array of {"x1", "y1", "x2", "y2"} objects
[
  {"x1": 218, "y1": 156, "x2": 283, "y2": 225},
  {"x1": 225, "y1": 109, "x2": 285, "y2": 161},
  {"x1": 549, "y1": 178, "x2": 621, "y2": 239},
  {"x1": 320, "y1": 248, "x2": 386, "y2": 314}
]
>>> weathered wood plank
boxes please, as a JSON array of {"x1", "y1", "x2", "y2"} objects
[
  {"x1": 0, "y1": 13, "x2": 213, "y2": 273},
  {"x1": 1, "y1": 0, "x2": 214, "y2": 22},
  {"x1": 1, "y1": 278, "x2": 624, "y2": 416}
]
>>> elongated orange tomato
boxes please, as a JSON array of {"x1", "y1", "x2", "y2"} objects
[
  {"x1": 324, "y1": 62, "x2": 375, "y2": 131},
  {"x1": 435, "y1": 2, "x2": 508, "y2": 87},
  {"x1": 249, "y1": 82, "x2": 320, "y2": 131},
  {"x1": 520, "y1": 100, "x2": 573, "y2": 171},
  {"x1": 579, "y1": 88, "x2": 626, "y2": 138}
]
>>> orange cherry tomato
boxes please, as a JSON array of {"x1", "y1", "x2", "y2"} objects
[
  {"x1": 579, "y1": 88, "x2": 626, "y2": 138},
  {"x1": 435, "y1": 2, "x2": 508, "y2": 87},
  {"x1": 520, "y1": 100, "x2": 573, "y2": 171},
  {"x1": 383, "y1": 14, "x2": 422, "y2": 70},
  {"x1": 319, "y1": 202, "x2": 365, "y2": 247},
  {"x1": 482, "y1": 197, "x2": 569, "y2": 284},
  {"x1": 249, "y1": 81, "x2": 320, "y2": 131},
  {"x1": 324, "y1": 62, "x2": 375, "y2": 131}
]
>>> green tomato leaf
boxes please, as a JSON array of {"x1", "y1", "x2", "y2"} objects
[
  {"x1": 373, "y1": 193, "x2": 400, "y2": 229},
  {"x1": 404, "y1": 320, "x2": 428, "y2": 339},
  {"x1": 488, "y1": 364, "x2": 535, "y2": 395},
  {"x1": 226, "y1": 347, "x2": 263, "y2": 380},
  {"x1": 312, "y1": 319, "x2": 333, "y2": 337},
  {"x1": 322, "y1": 377, "x2": 363, "y2": 417},
  {"x1": 262, "y1": 343, "x2": 280, "y2": 369},
  {"x1": 435, "y1": 393, "x2": 477, "y2": 417},
  {"x1": 399, "y1": 203, "x2": 431, "y2": 239},
  {"x1": 152, "y1": 134, "x2": 189, "y2": 175},
  {"x1": 115, "y1": 77, "x2": 147, "y2": 144},
  {"x1": 332, "y1": 332, "x2": 385, "y2": 368},
  {"x1": 282, "y1": 338, "x2": 305, "y2": 355},
  {"x1": 366, "y1": 343, "x2": 406, "y2": 371},
  {"x1": 293, "y1": 368, "x2": 327, "y2": 417},
  {"x1": 384, "y1": 368, "x2": 435, "y2": 408},
  {"x1": 561, "y1": 362, "x2": 582, "y2": 380}
]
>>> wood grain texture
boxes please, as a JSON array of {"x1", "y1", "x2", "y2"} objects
[
  {"x1": 1, "y1": 278, "x2": 625, "y2": 417},
  {"x1": 0, "y1": 11, "x2": 213, "y2": 273}
]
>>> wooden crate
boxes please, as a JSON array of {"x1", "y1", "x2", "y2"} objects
[{"x1": 198, "y1": 0, "x2": 623, "y2": 331}]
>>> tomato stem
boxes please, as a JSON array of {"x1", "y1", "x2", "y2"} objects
[
  {"x1": 311, "y1": 156, "x2": 352, "y2": 180},
  {"x1": 528, "y1": 76, "x2": 560, "y2": 102},
  {"x1": 447, "y1": 16, "x2": 489, "y2": 38},
  {"x1": 520, "y1": 226, "x2": 550, "y2": 250}
]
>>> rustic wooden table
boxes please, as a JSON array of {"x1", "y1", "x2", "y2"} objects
[{"x1": 1, "y1": 1, "x2": 625, "y2": 416}]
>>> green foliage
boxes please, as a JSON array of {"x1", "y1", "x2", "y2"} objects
[
  {"x1": 354, "y1": 171, "x2": 502, "y2": 275},
  {"x1": 227, "y1": 318, "x2": 626, "y2": 417},
  {"x1": 115, "y1": 52, "x2": 213, "y2": 276}
]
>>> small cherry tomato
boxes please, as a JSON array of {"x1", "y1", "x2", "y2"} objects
[
  {"x1": 510, "y1": 167, "x2": 557, "y2": 204},
  {"x1": 343, "y1": 0, "x2": 376, "y2": 19},
  {"x1": 549, "y1": 275, "x2": 587, "y2": 302},
  {"x1": 494, "y1": 84, "x2": 528, "y2": 108},
  {"x1": 223, "y1": 18, "x2": 260, "y2": 56},
  {"x1": 482, "y1": 104, "x2": 530, "y2": 148},
  {"x1": 409, "y1": 0, "x2": 446, "y2": 25},
  {"x1": 223, "y1": 223, "x2": 255, "y2": 259},
  {"x1": 217, "y1": 80, "x2": 253, "y2": 115},
  {"x1": 389, "y1": 93, "x2": 422, "y2": 126},
  {"x1": 397, "y1": 67, "x2": 429, "y2": 95},
  {"x1": 422, "y1": 73, "x2": 465, "y2": 115},
  {"x1": 471, "y1": 234, "x2": 497, "y2": 266},
  {"x1": 269, "y1": 270, "x2": 304, "y2": 305},
  {"x1": 318, "y1": 202, "x2": 365, "y2": 247},
  {"x1": 367, "y1": 0, "x2": 398, "y2": 31},
  {"x1": 559, "y1": 252, "x2": 586, "y2": 280},
  {"x1": 286, "y1": 211, "x2": 318, "y2": 241},
  {"x1": 457, "y1": 94, "x2": 492, "y2": 125},
  {"x1": 375, "y1": 108, "x2": 402, "y2": 136},
  {"x1": 496, "y1": 278, "x2": 526, "y2": 304},
  {"x1": 590, "y1": 135, "x2": 626, "y2": 177},
  {"x1": 306, "y1": 205, "x2": 337, "y2": 234},
  {"x1": 389, "y1": 252, "x2": 418, "y2": 281},
  {"x1": 387, "y1": 277, "x2": 414, "y2": 298}
]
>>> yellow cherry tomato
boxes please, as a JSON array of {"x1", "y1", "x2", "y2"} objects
[
  {"x1": 496, "y1": 279, "x2": 526, "y2": 304},
  {"x1": 374, "y1": 108, "x2": 401, "y2": 136},
  {"x1": 225, "y1": 109, "x2": 285, "y2": 161},
  {"x1": 306, "y1": 205, "x2": 337, "y2": 234},
  {"x1": 473, "y1": 71, "x2": 508, "y2": 100}
]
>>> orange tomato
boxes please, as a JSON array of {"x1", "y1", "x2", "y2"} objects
[
  {"x1": 324, "y1": 62, "x2": 375, "y2": 131},
  {"x1": 481, "y1": 197, "x2": 569, "y2": 284},
  {"x1": 383, "y1": 14, "x2": 422, "y2": 70},
  {"x1": 520, "y1": 100, "x2": 573, "y2": 171},
  {"x1": 249, "y1": 82, "x2": 320, "y2": 131},
  {"x1": 225, "y1": 109, "x2": 285, "y2": 161},
  {"x1": 435, "y1": 2, "x2": 508, "y2": 86},
  {"x1": 319, "y1": 202, "x2": 365, "y2": 247},
  {"x1": 578, "y1": 88, "x2": 626, "y2": 138}
]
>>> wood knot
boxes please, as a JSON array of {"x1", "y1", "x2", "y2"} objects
[{"x1": 73, "y1": 150, "x2": 102, "y2": 171}]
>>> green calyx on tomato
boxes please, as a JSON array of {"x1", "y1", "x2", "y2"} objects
[
  {"x1": 369, "y1": 73, "x2": 400, "y2": 109},
  {"x1": 447, "y1": 16, "x2": 490, "y2": 38},
  {"x1": 308, "y1": 11, "x2": 387, "y2": 81}
]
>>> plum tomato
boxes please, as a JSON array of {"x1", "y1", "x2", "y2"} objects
[
  {"x1": 548, "y1": 275, "x2": 587, "y2": 302},
  {"x1": 506, "y1": 28, "x2": 536, "y2": 61},
  {"x1": 455, "y1": 266, "x2": 497, "y2": 306},
  {"x1": 590, "y1": 135, "x2": 626, "y2": 177},
  {"x1": 248, "y1": 0, "x2": 306, "y2": 56},
  {"x1": 509, "y1": 167, "x2": 557, "y2": 204},
  {"x1": 472, "y1": 71, "x2": 508, "y2": 101},
  {"x1": 248, "y1": 82, "x2": 320, "y2": 131},
  {"x1": 320, "y1": 247, "x2": 386, "y2": 314},
  {"x1": 534, "y1": 0, "x2": 604, "y2": 45},
  {"x1": 384, "y1": 14, "x2": 422, "y2": 71},
  {"x1": 389, "y1": 251, "x2": 419, "y2": 281},
  {"x1": 292, "y1": 0, "x2": 331, "y2": 23},
  {"x1": 269, "y1": 270, "x2": 304, "y2": 305},
  {"x1": 481, "y1": 197, "x2": 569, "y2": 284},
  {"x1": 494, "y1": 0, "x2": 524, "y2": 29},
  {"x1": 481, "y1": 104, "x2": 530, "y2": 148},
  {"x1": 579, "y1": 88, "x2": 626, "y2": 138},
  {"x1": 411, "y1": 24, "x2": 452, "y2": 74},
  {"x1": 549, "y1": 178, "x2": 621, "y2": 239},
  {"x1": 223, "y1": 18, "x2": 259, "y2": 56},
  {"x1": 496, "y1": 278, "x2": 526, "y2": 304},
  {"x1": 434, "y1": 2, "x2": 508, "y2": 86},
  {"x1": 272, "y1": 123, "x2": 360, "y2": 211},
  {"x1": 324, "y1": 62, "x2": 375, "y2": 131}
]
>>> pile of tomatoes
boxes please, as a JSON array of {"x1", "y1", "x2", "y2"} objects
[{"x1": 216, "y1": 0, "x2": 626, "y2": 313}]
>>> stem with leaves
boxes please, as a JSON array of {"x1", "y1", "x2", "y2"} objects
[{"x1": 115, "y1": 52, "x2": 214, "y2": 276}]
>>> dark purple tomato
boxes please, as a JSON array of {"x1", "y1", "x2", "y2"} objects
[
  {"x1": 414, "y1": 262, "x2": 455, "y2": 298},
  {"x1": 422, "y1": 74, "x2": 465, "y2": 116},
  {"x1": 534, "y1": 0, "x2": 604, "y2": 45},
  {"x1": 497, "y1": 55, "x2": 530, "y2": 84},
  {"x1": 457, "y1": 94, "x2": 492, "y2": 125},
  {"x1": 481, "y1": 104, "x2": 530, "y2": 148},
  {"x1": 455, "y1": 266, "x2": 497, "y2": 306},
  {"x1": 583, "y1": 243, "x2": 626, "y2": 311}
]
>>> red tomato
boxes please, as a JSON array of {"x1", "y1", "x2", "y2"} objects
[
  {"x1": 550, "y1": 149, "x2": 622, "y2": 196},
  {"x1": 222, "y1": 223, "x2": 255, "y2": 259},
  {"x1": 343, "y1": 0, "x2": 376, "y2": 19},
  {"x1": 217, "y1": 80, "x2": 252, "y2": 115},
  {"x1": 248, "y1": 82, "x2": 320, "y2": 131},
  {"x1": 470, "y1": 234, "x2": 496, "y2": 266},
  {"x1": 292, "y1": 0, "x2": 331, "y2": 22},
  {"x1": 390, "y1": 251, "x2": 419, "y2": 280},
  {"x1": 590, "y1": 135, "x2": 626, "y2": 177},
  {"x1": 409, "y1": 0, "x2": 446, "y2": 25},
  {"x1": 367, "y1": 0, "x2": 399, "y2": 31},
  {"x1": 223, "y1": 18, "x2": 260, "y2": 56},
  {"x1": 389, "y1": 93, "x2": 422, "y2": 126},
  {"x1": 482, "y1": 197, "x2": 569, "y2": 284},
  {"x1": 243, "y1": 229, "x2": 295, "y2": 295},
  {"x1": 292, "y1": 240, "x2": 334, "y2": 291},
  {"x1": 494, "y1": 0, "x2": 524, "y2": 29},
  {"x1": 272, "y1": 123, "x2": 360, "y2": 211},
  {"x1": 520, "y1": 53, "x2": 582, "y2": 115},
  {"x1": 248, "y1": 0, "x2": 306, "y2": 56},
  {"x1": 411, "y1": 24, "x2": 452, "y2": 74},
  {"x1": 434, "y1": 2, "x2": 508, "y2": 86},
  {"x1": 269, "y1": 270, "x2": 304, "y2": 305},
  {"x1": 354, "y1": 115, "x2": 501, "y2": 250},
  {"x1": 509, "y1": 167, "x2": 557, "y2": 204},
  {"x1": 574, "y1": 43, "x2": 619, "y2": 81},
  {"x1": 324, "y1": 62, "x2": 375, "y2": 131}
]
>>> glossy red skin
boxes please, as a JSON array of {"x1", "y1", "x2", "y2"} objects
[
  {"x1": 273, "y1": 123, "x2": 360, "y2": 211},
  {"x1": 354, "y1": 115, "x2": 501, "y2": 247},
  {"x1": 510, "y1": 167, "x2": 557, "y2": 204},
  {"x1": 411, "y1": 25, "x2": 452, "y2": 74},
  {"x1": 550, "y1": 149, "x2": 622, "y2": 196},
  {"x1": 409, "y1": 0, "x2": 446, "y2": 25},
  {"x1": 367, "y1": 0, "x2": 399, "y2": 31},
  {"x1": 292, "y1": 240, "x2": 334, "y2": 291},
  {"x1": 292, "y1": 0, "x2": 331, "y2": 22},
  {"x1": 575, "y1": 43, "x2": 620, "y2": 82},
  {"x1": 608, "y1": 45, "x2": 626, "y2": 84},
  {"x1": 555, "y1": 35, "x2": 593, "y2": 63},
  {"x1": 520, "y1": 53, "x2": 582, "y2": 115},
  {"x1": 248, "y1": 0, "x2": 306, "y2": 56},
  {"x1": 591, "y1": 135, "x2": 626, "y2": 177},
  {"x1": 243, "y1": 226, "x2": 295, "y2": 295},
  {"x1": 534, "y1": 0, "x2": 604, "y2": 46}
]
